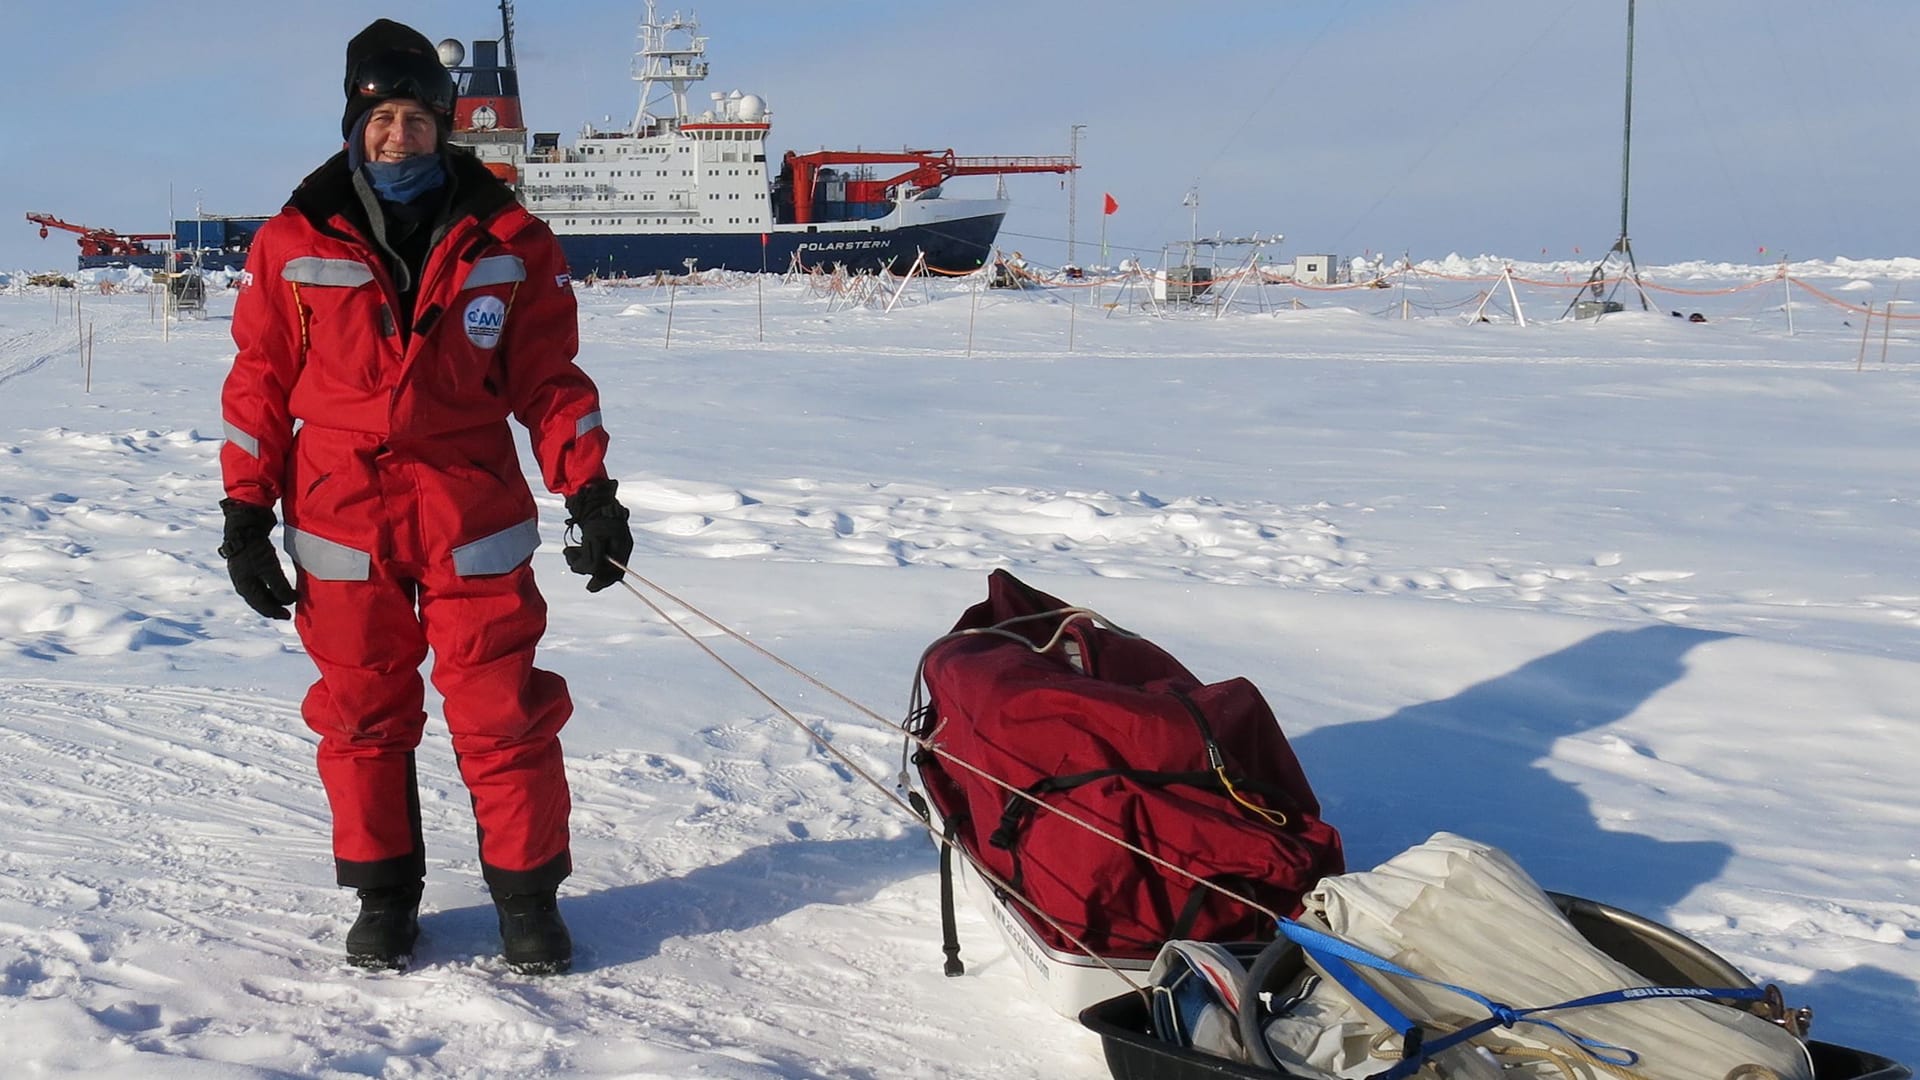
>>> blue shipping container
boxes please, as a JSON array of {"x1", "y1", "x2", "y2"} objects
[{"x1": 175, "y1": 219, "x2": 227, "y2": 249}]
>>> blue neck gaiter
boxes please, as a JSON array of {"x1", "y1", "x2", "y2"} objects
[{"x1": 362, "y1": 153, "x2": 448, "y2": 204}]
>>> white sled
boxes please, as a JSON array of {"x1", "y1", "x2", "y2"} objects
[{"x1": 932, "y1": 812, "x2": 1155, "y2": 1018}]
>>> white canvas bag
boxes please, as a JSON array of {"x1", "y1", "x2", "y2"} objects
[{"x1": 1264, "y1": 833, "x2": 1814, "y2": 1080}]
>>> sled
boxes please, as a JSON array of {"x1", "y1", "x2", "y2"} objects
[
  {"x1": 1080, "y1": 890, "x2": 1910, "y2": 1080},
  {"x1": 928, "y1": 803, "x2": 1156, "y2": 1018}
]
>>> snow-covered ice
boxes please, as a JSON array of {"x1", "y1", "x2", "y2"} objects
[{"x1": 0, "y1": 261, "x2": 1915, "y2": 1077}]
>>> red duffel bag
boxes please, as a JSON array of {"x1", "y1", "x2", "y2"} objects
[{"x1": 907, "y1": 570, "x2": 1345, "y2": 971}]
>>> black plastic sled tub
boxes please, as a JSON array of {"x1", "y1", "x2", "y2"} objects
[{"x1": 1078, "y1": 894, "x2": 1911, "y2": 1080}]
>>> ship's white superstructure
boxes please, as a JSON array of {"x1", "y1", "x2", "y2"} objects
[
  {"x1": 520, "y1": 7, "x2": 777, "y2": 242},
  {"x1": 443, "y1": 1, "x2": 1073, "y2": 276}
]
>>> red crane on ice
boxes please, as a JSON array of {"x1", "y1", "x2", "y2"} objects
[{"x1": 25, "y1": 212, "x2": 172, "y2": 260}]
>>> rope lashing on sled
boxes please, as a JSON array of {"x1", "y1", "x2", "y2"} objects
[
  {"x1": 1276, "y1": 918, "x2": 1770, "y2": 1080},
  {"x1": 604, "y1": 559, "x2": 1290, "y2": 927},
  {"x1": 603, "y1": 559, "x2": 1162, "y2": 997},
  {"x1": 1484, "y1": 1042, "x2": 1652, "y2": 1080}
]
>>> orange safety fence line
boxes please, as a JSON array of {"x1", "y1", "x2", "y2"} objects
[
  {"x1": 1786, "y1": 275, "x2": 1920, "y2": 320},
  {"x1": 1641, "y1": 279, "x2": 1776, "y2": 297},
  {"x1": 1396, "y1": 265, "x2": 1778, "y2": 296},
  {"x1": 807, "y1": 260, "x2": 1920, "y2": 320},
  {"x1": 1259, "y1": 276, "x2": 1389, "y2": 292},
  {"x1": 1005, "y1": 263, "x2": 1130, "y2": 288}
]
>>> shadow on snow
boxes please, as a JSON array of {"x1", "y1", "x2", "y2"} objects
[{"x1": 1297, "y1": 623, "x2": 1916, "y2": 1062}]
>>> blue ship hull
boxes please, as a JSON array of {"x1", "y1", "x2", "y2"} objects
[{"x1": 553, "y1": 212, "x2": 1005, "y2": 279}]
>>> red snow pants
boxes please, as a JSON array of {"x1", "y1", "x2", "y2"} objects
[{"x1": 287, "y1": 423, "x2": 573, "y2": 895}]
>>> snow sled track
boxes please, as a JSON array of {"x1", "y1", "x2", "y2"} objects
[
  {"x1": 0, "y1": 680, "x2": 331, "y2": 910},
  {"x1": 0, "y1": 326, "x2": 75, "y2": 389},
  {"x1": 0, "y1": 680, "x2": 1099, "y2": 1079}
]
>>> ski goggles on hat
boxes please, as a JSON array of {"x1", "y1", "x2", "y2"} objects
[{"x1": 349, "y1": 49, "x2": 456, "y2": 113}]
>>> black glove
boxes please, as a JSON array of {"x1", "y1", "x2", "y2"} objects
[
  {"x1": 218, "y1": 498, "x2": 297, "y2": 620},
  {"x1": 563, "y1": 479, "x2": 634, "y2": 593}
]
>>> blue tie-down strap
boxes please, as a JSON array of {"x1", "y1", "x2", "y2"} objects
[{"x1": 1275, "y1": 918, "x2": 1768, "y2": 1080}]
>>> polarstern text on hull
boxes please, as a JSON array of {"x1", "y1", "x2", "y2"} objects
[{"x1": 438, "y1": 0, "x2": 1075, "y2": 277}]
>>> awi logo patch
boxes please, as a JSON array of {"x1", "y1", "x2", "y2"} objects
[{"x1": 463, "y1": 295, "x2": 508, "y2": 348}]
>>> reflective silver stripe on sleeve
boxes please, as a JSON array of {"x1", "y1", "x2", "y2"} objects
[
  {"x1": 575, "y1": 411, "x2": 604, "y2": 439},
  {"x1": 451, "y1": 518, "x2": 541, "y2": 577},
  {"x1": 464, "y1": 255, "x2": 527, "y2": 289},
  {"x1": 224, "y1": 420, "x2": 260, "y2": 459},
  {"x1": 281, "y1": 257, "x2": 375, "y2": 287},
  {"x1": 282, "y1": 527, "x2": 372, "y2": 581}
]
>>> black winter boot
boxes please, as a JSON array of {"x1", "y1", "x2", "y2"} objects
[
  {"x1": 494, "y1": 890, "x2": 572, "y2": 975},
  {"x1": 345, "y1": 883, "x2": 423, "y2": 970}
]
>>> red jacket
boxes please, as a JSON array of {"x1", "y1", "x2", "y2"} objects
[{"x1": 222, "y1": 151, "x2": 606, "y2": 579}]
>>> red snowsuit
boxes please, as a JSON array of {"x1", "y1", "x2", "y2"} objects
[{"x1": 221, "y1": 151, "x2": 606, "y2": 895}]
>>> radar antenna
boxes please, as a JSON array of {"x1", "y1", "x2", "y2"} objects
[{"x1": 631, "y1": 0, "x2": 709, "y2": 134}]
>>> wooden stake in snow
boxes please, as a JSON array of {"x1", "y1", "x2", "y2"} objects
[
  {"x1": 1781, "y1": 266, "x2": 1795, "y2": 337},
  {"x1": 1857, "y1": 302, "x2": 1873, "y2": 372},
  {"x1": 966, "y1": 275, "x2": 981, "y2": 358},
  {"x1": 665, "y1": 279, "x2": 678, "y2": 350},
  {"x1": 1880, "y1": 292, "x2": 1899, "y2": 366}
]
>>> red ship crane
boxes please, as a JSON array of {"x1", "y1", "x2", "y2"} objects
[
  {"x1": 26, "y1": 212, "x2": 172, "y2": 259},
  {"x1": 781, "y1": 149, "x2": 1077, "y2": 225}
]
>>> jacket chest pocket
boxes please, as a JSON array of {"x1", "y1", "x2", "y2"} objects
[
  {"x1": 282, "y1": 257, "x2": 384, "y2": 390},
  {"x1": 438, "y1": 254, "x2": 526, "y2": 397}
]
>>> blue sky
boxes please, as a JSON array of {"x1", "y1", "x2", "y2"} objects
[{"x1": 4, "y1": 1, "x2": 1916, "y2": 272}]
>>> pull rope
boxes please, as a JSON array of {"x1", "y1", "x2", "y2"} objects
[
  {"x1": 602, "y1": 559, "x2": 1291, "y2": 965},
  {"x1": 603, "y1": 559, "x2": 1159, "y2": 998}
]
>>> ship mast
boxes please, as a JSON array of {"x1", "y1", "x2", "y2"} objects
[
  {"x1": 631, "y1": 1, "x2": 708, "y2": 134},
  {"x1": 499, "y1": 0, "x2": 516, "y2": 69}
]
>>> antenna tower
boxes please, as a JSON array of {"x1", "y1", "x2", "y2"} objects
[
  {"x1": 1566, "y1": 0, "x2": 1653, "y2": 317},
  {"x1": 1067, "y1": 124, "x2": 1086, "y2": 268}
]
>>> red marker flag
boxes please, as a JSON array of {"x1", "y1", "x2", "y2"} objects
[{"x1": 1103, "y1": 193, "x2": 1119, "y2": 215}]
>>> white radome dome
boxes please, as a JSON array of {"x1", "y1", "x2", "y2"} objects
[
  {"x1": 436, "y1": 39, "x2": 466, "y2": 67},
  {"x1": 737, "y1": 93, "x2": 767, "y2": 121}
]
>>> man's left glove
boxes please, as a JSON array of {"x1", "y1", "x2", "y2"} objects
[
  {"x1": 563, "y1": 479, "x2": 634, "y2": 593},
  {"x1": 218, "y1": 498, "x2": 297, "y2": 620}
]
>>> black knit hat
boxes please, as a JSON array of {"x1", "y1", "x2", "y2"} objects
[{"x1": 342, "y1": 19, "x2": 455, "y2": 139}]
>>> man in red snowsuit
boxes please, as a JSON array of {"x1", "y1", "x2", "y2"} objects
[{"x1": 217, "y1": 19, "x2": 633, "y2": 974}]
